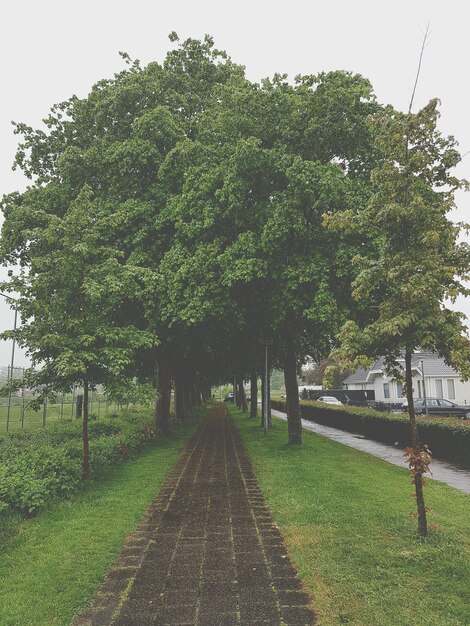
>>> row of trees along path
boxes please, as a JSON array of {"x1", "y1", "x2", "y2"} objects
[{"x1": 1, "y1": 34, "x2": 469, "y2": 538}]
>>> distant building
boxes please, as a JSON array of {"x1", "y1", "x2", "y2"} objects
[
  {"x1": 343, "y1": 351, "x2": 470, "y2": 405},
  {"x1": 298, "y1": 384, "x2": 322, "y2": 394}
]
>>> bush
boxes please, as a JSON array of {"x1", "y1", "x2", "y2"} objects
[
  {"x1": 0, "y1": 411, "x2": 155, "y2": 515},
  {"x1": 271, "y1": 400, "x2": 470, "y2": 467}
]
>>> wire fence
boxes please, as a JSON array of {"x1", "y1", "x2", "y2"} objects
[{"x1": 0, "y1": 392, "x2": 136, "y2": 432}]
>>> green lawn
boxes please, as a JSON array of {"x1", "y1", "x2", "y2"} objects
[
  {"x1": 0, "y1": 410, "x2": 202, "y2": 626},
  {"x1": 229, "y1": 405, "x2": 470, "y2": 626}
]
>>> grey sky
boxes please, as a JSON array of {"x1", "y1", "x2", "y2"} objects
[{"x1": 1, "y1": 0, "x2": 469, "y2": 366}]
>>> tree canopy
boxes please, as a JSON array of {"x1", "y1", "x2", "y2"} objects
[{"x1": 1, "y1": 35, "x2": 468, "y2": 465}]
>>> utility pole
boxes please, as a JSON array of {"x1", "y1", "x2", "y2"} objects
[
  {"x1": 1, "y1": 292, "x2": 18, "y2": 432},
  {"x1": 263, "y1": 344, "x2": 269, "y2": 433},
  {"x1": 421, "y1": 359, "x2": 428, "y2": 416}
]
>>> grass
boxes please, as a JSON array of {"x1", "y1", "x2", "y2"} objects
[
  {"x1": 0, "y1": 409, "x2": 203, "y2": 626},
  {"x1": 229, "y1": 405, "x2": 470, "y2": 626}
]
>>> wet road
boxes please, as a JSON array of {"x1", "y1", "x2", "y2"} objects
[{"x1": 271, "y1": 409, "x2": 470, "y2": 495}]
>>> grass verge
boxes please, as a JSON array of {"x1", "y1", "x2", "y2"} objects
[
  {"x1": 229, "y1": 405, "x2": 470, "y2": 626},
  {"x1": 0, "y1": 409, "x2": 203, "y2": 626}
]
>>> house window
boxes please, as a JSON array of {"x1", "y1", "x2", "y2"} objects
[
  {"x1": 383, "y1": 383, "x2": 390, "y2": 399},
  {"x1": 447, "y1": 379, "x2": 455, "y2": 399},
  {"x1": 396, "y1": 382, "x2": 404, "y2": 398},
  {"x1": 417, "y1": 380, "x2": 422, "y2": 398},
  {"x1": 435, "y1": 379, "x2": 443, "y2": 398}
]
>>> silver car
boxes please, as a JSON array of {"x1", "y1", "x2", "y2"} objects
[{"x1": 317, "y1": 396, "x2": 343, "y2": 405}]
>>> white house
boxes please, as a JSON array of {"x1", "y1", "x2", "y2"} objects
[{"x1": 343, "y1": 351, "x2": 470, "y2": 405}]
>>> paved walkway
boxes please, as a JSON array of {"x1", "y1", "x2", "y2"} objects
[
  {"x1": 74, "y1": 404, "x2": 316, "y2": 626},
  {"x1": 272, "y1": 409, "x2": 470, "y2": 495}
]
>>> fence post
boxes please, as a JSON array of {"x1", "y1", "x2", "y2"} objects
[
  {"x1": 6, "y1": 365, "x2": 10, "y2": 432},
  {"x1": 71, "y1": 386, "x2": 75, "y2": 420},
  {"x1": 21, "y1": 369, "x2": 25, "y2": 428},
  {"x1": 42, "y1": 399, "x2": 47, "y2": 428}
]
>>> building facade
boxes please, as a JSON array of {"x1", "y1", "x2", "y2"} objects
[{"x1": 343, "y1": 351, "x2": 470, "y2": 405}]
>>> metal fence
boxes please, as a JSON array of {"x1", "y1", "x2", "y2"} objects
[{"x1": 0, "y1": 392, "x2": 133, "y2": 432}]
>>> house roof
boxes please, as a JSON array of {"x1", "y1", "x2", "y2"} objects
[
  {"x1": 411, "y1": 353, "x2": 457, "y2": 377},
  {"x1": 344, "y1": 352, "x2": 459, "y2": 384},
  {"x1": 343, "y1": 367, "x2": 369, "y2": 384}
]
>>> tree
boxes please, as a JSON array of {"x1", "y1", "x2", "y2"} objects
[
  {"x1": 0, "y1": 187, "x2": 153, "y2": 479},
  {"x1": 328, "y1": 99, "x2": 470, "y2": 536},
  {"x1": 177, "y1": 71, "x2": 379, "y2": 444},
  {"x1": 303, "y1": 358, "x2": 352, "y2": 387},
  {"x1": 3, "y1": 35, "x2": 246, "y2": 437},
  {"x1": 2, "y1": 36, "x2": 381, "y2": 454}
]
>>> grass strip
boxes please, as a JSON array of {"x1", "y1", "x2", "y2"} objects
[
  {"x1": 0, "y1": 409, "x2": 203, "y2": 626},
  {"x1": 229, "y1": 405, "x2": 470, "y2": 626}
]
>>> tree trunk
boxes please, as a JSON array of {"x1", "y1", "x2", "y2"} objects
[
  {"x1": 234, "y1": 378, "x2": 242, "y2": 408},
  {"x1": 260, "y1": 367, "x2": 265, "y2": 427},
  {"x1": 155, "y1": 354, "x2": 171, "y2": 436},
  {"x1": 191, "y1": 378, "x2": 201, "y2": 407},
  {"x1": 267, "y1": 362, "x2": 272, "y2": 428},
  {"x1": 175, "y1": 375, "x2": 186, "y2": 423},
  {"x1": 238, "y1": 380, "x2": 247, "y2": 412},
  {"x1": 405, "y1": 349, "x2": 428, "y2": 537},
  {"x1": 284, "y1": 346, "x2": 302, "y2": 445},
  {"x1": 233, "y1": 378, "x2": 238, "y2": 407},
  {"x1": 250, "y1": 370, "x2": 258, "y2": 418},
  {"x1": 192, "y1": 381, "x2": 197, "y2": 406},
  {"x1": 82, "y1": 379, "x2": 90, "y2": 480},
  {"x1": 260, "y1": 346, "x2": 272, "y2": 428},
  {"x1": 184, "y1": 378, "x2": 192, "y2": 412}
]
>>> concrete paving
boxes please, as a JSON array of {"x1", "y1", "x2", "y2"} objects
[
  {"x1": 74, "y1": 404, "x2": 316, "y2": 626},
  {"x1": 272, "y1": 409, "x2": 470, "y2": 495}
]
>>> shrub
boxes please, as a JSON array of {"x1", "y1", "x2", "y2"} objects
[
  {"x1": 0, "y1": 411, "x2": 155, "y2": 515},
  {"x1": 271, "y1": 400, "x2": 470, "y2": 467}
]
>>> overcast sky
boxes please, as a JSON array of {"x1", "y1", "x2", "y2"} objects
[{"x1": 1, "y1": 0, "x2": 469, "y2": 367}]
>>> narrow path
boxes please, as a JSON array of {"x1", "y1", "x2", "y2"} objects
[
  {"x1": 74, "y1": 404, "x2": 316, "y2": 626},
  {"x1": 272, "y1": 409, "x2": 470, "y2": 495}
]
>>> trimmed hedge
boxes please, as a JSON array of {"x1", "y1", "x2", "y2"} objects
[
  {"x1": 271, "y1": 400, "x2": 470, "y2": 467},
  {"x1": 0, "y1": 411, "x2": 156, "y2": 515}
]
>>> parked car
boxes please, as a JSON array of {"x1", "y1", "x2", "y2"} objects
[
  {"x1": 316, "y1": 396, "x2": 343, "y2": 406},
  {"x1": 223, "y1": 392, "x2": 234, "y2": 403},
  {"x1": 401, "y1": 397, "x2": 470, "y2": 419}
]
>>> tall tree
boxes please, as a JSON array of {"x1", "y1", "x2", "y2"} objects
[
  {"x1": 181, "y1": 71, "x2": 379, "y2": 443},
  {"x1": 0, "y1": 187, "x2": 153, "y2": 478},
  {"x1": 328, "y1": 99, "x2": 470, "y2": 536}
]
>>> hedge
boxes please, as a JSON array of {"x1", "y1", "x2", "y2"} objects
[
  {"x1": 271, "y1": 400, "x2": 470, "y2": 467},
  {"x1": 0, "y1": 411, "x2": 156, "y2": 515}
]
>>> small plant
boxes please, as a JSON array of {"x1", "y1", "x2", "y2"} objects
[{"x1": 403, "y1": 444, "x2": 433, "y2": 481}]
